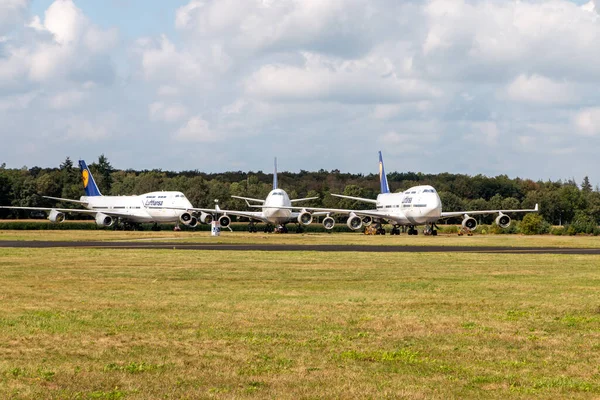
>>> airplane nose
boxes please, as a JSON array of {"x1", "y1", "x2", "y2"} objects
[{"x1": 424, "y1": 195, "x2": 442, "y2": 218}]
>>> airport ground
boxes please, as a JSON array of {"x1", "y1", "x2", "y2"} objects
[{"x1": 1, "y1": 231, "x2": 599, "y2": 398}]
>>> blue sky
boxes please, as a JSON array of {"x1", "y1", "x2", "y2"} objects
[{"x1": 2, "y1": 0, "x2": 600, "y2": 187}]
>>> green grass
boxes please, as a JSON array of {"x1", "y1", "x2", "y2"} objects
[{"x1": 1, "y1": 248, "x2": 600, "y2": 398}]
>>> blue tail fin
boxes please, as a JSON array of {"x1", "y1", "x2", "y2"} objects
[
  {"x1": 378, "y1": 151, "x2": 390, "y2": 194},
  {"x1": 273, "y1": 157, "x2": 278, "y2": 190},
  {"x1": 78, "y1": 160, "x2": 102, "y2": 196}
]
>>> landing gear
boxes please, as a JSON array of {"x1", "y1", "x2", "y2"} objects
[
  {"x1": 275, "y1": 224, "x2": 288, "y2": 233},
  {"x1": 174, "y1": 224, "x2": 181, "y2": 231},
  {"x1": 407, "y1": 226, "x2": 418, "y2": 235},
  {"x1": 375, "y1": 225, "x2": 386, "y2": 235},
  {"x1": 263, "y1": 224, "x2": 273, "y2": 233},
  {"x1": 390, "y1": 226, "x2": 401, "y2": 235},
  {"x1": 248, "y1": 222, "x2": 258, "y2": 233},
  {"x1": 423, "y1": 224, "x2": 438, "y2": 236}
]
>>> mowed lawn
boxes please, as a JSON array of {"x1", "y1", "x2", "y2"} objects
[{"x1": 1, "y1": 249, "x2": 599, "y2": 399}]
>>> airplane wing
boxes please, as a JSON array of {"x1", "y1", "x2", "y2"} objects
[
  {"x1": 178, "y1": 206, "x2": 272, "y2": 224},
  {"x1": 331, "y1": 194, "x2": 378, "y2": 204},
  {"x1": 440, "y1": 204, "x2": 539, "y2": 219},
  {"x1": 255, "y1": 205, "x2": 397, "y2": 222},
  {"x1": 289, "y1": 196, "x2": 319, "y2": 203},
  {"x1": 0, "y1": 206, "x2": 144, "y2": 218},
  {"x1": 42, "y1": 196, "x2": 88, "y2": 205}
]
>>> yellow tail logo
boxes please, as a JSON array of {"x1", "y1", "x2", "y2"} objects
[{"x1": 82, "y1": 169, "x2": 89, "y2": 188}]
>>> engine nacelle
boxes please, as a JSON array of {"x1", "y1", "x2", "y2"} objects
[
  {"x1": 219, "y1": 215, "x2": 231, "y2": 228},
  {"x1": 180, "y1": 212, "x2": 193, "y2": 225},
  {"x1": 297, "y1": 211, "x2": 313, "y2": 226},
  {"x1": 47, "y1": 209, "x2": 65, "y2": 223},
  {"x1": 362, "y1": 216, "x2": 373, "y2": 226},
  {"x1": 188, "y1": 217, "x2": 198, "y2": 228},
  {"x1": 347, "y1": 215, "x2": 363, "y2": 231},
  {"x1": 95, "y1": 212, "x2": 114, "y2": 227},
  {"x1": 495, "y1": 213, "x2": 511, "y2": 229},
  {"x1": 199, "y1": 212, "x2": 213, "y2": 224},
  {"x1": 322, "y1": 216, "x2": 335, "y2": 230},
  {"x1": 462, "y1": 216, "x2": 477, "y2": 231}
]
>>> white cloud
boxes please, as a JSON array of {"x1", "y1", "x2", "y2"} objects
[
  {"x1": 48, "y1": 89, "x2": 87, "y2": 110},
  {"x1": 0, "y1": 0, "x2": 119, "y2": 88},
  {"x1": 463, "y1": 121, "x2": 500, "y2": 146},
  {"x1": 63, "y1": 114, "x2": 116, "y2": 140},
  {"x1": 245, "y1": 54, "x2": 440, "y2": 104},
  {"x1": 149, "y1": 102, "x2": 188, "y2": 123},
  {"x1": 574, "y1": 107, "x2": 600, "y2": 136},
  {"x1": 175, "y1": 116, "x2": 218, "y2": 142},
  {"x1": 3, "y1": 0, "x2": 600, "y2": 183},
  {"x1": 506, "y1": 74, "x2": 577, "y2": 105},
  {"x1": 0, "y1": 0, "x2": 29, "y2": 35}
]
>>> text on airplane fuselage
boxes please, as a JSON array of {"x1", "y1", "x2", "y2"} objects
[{"x1": 144, "y1": 200, "x2": 164, "y2": 207}]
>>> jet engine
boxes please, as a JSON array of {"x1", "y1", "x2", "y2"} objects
[
  {"x1": 188, "y1": 217, "x2": 198, "y2": 228},
  {"x1": 347, "y1": 214, "x2": 363, "y2": 231},
  {"x1": 47, "y1": 209, "x2": 65, "y2": 223},
  {"x1": 362, "y1": 216, "x2": 373, "y2": 226},
  {"x1": 322, "y1": 216, "x2": 335, "y2": 230},
  {"x1": 95, "y1": 212, "x2": 114, "y2": 227},
  {"x1": 219, "y1": 215, "x2": 231, "y2": 228},
  {"x1": 297, "y1": 211, "x2": 313, "y2": 226},
  {"x1": 199, "y1": 212, "x2": 213, "y2": 224},
  {"x1": 495, "y1": 213, "x2": 511, "y2": 229},
  {"x1": 462, "y1": 215, "x2": 477, "y2": 231},
  {"x1": 180, "y1": 212, "x2": 193, "y2": 225}
]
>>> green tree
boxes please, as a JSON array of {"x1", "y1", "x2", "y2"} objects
[{"x1": 519, "y1": 213, "x2": 550, "y2": 235}]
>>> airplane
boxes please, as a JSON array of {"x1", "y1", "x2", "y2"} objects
[
  {"x1": 275, "y1": 151, "x2": 538, "y2": 235},
  {"x1": 0, "y1": 160, "x2": 214, "y2": 230},
  {"x1": 184, "y1": 158, "x2": 319, "y2": 233}
]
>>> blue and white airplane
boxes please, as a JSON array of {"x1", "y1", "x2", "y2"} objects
[
  {"x1": 184, "y1": 158, "x2": 318, "y2": 233},
  {"x1": 0, "y1": 160, "x2": 213, "y2": 229},
  {"x1": 281, "y1": 152, "x2": 538, "y2": 235}
]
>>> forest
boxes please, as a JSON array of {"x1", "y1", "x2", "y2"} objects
[{"x1": 1, "y1": 155, "x2": 599, "y2": 234}]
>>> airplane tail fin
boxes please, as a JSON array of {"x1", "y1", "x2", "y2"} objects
[
  {"x1": 273, "y1": 157, "x2": 278, "y2": 190},
  {"x1": 78, "y1": 159, "x2": 102, "y2": 196},
  {"x1": 378, "y1": 151, "x2": 390, "y2": 194}
]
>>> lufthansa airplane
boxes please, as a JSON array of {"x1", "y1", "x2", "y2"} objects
[
  {"x1": 0, "y1": 160, "x2": 213, "y2": 229},
  {"x1": 184, "y1": 158, "x2": 318, "y2": 233},
  {"x1": 281, "y1": 152, "x2": 538, "y2": 235}
]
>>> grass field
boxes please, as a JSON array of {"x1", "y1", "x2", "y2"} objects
[
  {"x1": 1, "y1": 244, "x2": 600, "y2": 399},
  {"x1": 1, "y1": 228, "x2": 600, "y2": 248}
]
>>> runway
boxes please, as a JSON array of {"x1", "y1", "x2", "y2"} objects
[{"x1": 1, "y1": 240, "x2": 599, "y2": 254}]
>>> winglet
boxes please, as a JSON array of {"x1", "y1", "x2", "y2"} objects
[
  {"x1": 534, "y1": 203, "x2": 539, "y2": 211},
  {"x1": 78, "y1": 160, "x2": 102, "y2": 197},
  {"x1": 378, "y1": 151, "x2": 390, "y2": 194},
  {"x1": 273, "y1": 157, "x2": 278, "y2": 190}
]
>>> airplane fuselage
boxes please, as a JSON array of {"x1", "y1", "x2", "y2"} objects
[
  {"x1": 374, "y1": 185, "x2": 442, "y2": 226},
  {"x1": 81, "y1": 191, "x2": 194, "y2": 223},
  {"x1": 262, "y1": 189, "x2": 293, "y2": 225}
]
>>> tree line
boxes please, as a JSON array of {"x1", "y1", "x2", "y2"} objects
[{"x1": 1, "y1": 155, "x2": 599, "y2": 230}]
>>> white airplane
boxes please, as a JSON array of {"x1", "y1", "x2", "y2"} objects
[
  {"x1": 279, "y1": 151, "x2": 538, "y2": 235},
  {"x1": 0, "y1": 160, "x2": 214, "y2": 229},
  {"x1": 186, "y1": 158, "x2": 318, "y2": 233}
]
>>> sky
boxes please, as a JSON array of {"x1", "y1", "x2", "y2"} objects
[{"x1": 1, "y1": 0, "x2": 600, "y2": 186}]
